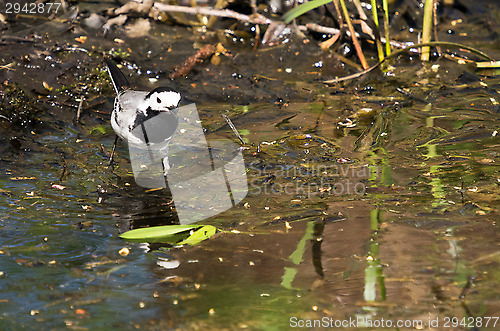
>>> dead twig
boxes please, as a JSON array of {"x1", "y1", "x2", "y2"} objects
[
  {"x1": 0, "y1": 62, "x2": 15, "y2": 71},
  {"x1": 352, "y1": 0, "x2": 368, "y2": 20},
  {"x1": 338, "y1": 0, "x2": 368, "y2": 69},
  {"x1": 153, "y1": 3, "x2": 272, "y2": 25},
  {"x1": 75, "y1": 96, "x2": 84, "y2": 122},
  {"x1": 222, "y1": 114, "x2": 246, "y2": 145}
]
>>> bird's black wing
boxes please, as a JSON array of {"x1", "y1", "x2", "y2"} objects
[{"x1": 104, "y1": 57, "x2": 130, "y2": 94}]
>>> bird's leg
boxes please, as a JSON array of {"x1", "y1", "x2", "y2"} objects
[
  {"x1": 109, "y1": 135, "x2": 119, "y2": 165},
  {"x1": 163, "y1": 156, "x2": 170, "y2": 176}
]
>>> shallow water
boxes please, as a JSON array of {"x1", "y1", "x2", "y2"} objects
[
  {"x1": 1, "y1": 1, "x2": 500, "y2": 330},
  {"x1": 1, "y1": 89, "x2": 498, "y2": 329}
]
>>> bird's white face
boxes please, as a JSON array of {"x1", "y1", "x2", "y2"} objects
[{"x1": 146, "y1": 91, "x2": 181, "y2": 111}]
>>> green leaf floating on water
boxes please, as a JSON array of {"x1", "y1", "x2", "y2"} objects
[
  {"x1": 177, "y1": 225, "x2": 217, "y2": 245},
  {"x1": 120, "y1": 224, "x2": 217, "y2": 244}
]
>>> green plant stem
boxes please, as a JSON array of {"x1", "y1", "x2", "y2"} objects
[
  {"x1": 370, "y1": 0, "x2": 379, "y2": 27},
  {"x1": 371, "y1": 0, "x2": 385, "y2": 62},
  {"x1": 476, "y1": 61, "x2": 500, "y2": 68},
  {"x1": 421, "y1": 0, "x2": 434, "y2": 61},
  {"x1": 382, "y1": 0, "x2": 390, "y2": 56}
]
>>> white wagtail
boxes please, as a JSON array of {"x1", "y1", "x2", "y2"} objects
[{"x1": 104, "y1": 58, "x2": 181, "y2": 173}]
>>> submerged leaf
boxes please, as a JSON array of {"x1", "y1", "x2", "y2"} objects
[{"x1": 89, "y1": 125, "x2": 108, "y2": 135}]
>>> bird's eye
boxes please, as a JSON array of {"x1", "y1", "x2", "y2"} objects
[{"x1": 157, "y1": 97, "x2": 161, "y2": 104}]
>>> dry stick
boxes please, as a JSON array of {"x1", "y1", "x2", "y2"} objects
[
  {"x1": 352, "y1": 0, "x2": 368, "y2": 20},
  {"x1": 302, "y1": 23, "x2": 340, "y2": 35},
  {"x1": 338, "y1": 0, "x2": 369, "y2": 69},
  {"x1": 332, "y1": 0, "x2": 344, "y2": 27},
  {"x1": 253, "y1": 23, "x2": 261, "y2": 50},
  {"x1": 153, "y1": 3, "x2": 272, "y2": 24},
  {"x1": 0, "y1": 62, "x2": 15, "y2": 71},
  {"x1": 75, "y1": 96, "x2": 84, "y2": 122},
  {"x1": 222, "y1": 114, "x2": 246, "y2": 145},
  {"x1": 320, "y1": 32, "x2": 341, "y2": 50},
  {"x1": 323, "y1": 41, "x2": 495, "y2": 84}
]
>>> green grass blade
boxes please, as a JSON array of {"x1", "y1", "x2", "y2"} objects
[
  {"x1": 370, "y1": 0, "x2": 379, "y2": 27},
  {"x1": 282, "y1": 0, "x2": 333, "y2": 24},
  {"x1": 382, "y1": 0, "x2": 391, "y2": 56},
  {"x1": 476, "y1": 61, "x2": 500, "y2": 68},
  {"x1": 370, "y1": 0, "x2": 385, "y2": 61},
  {"x1": 421, "y1": 0, "x2": 434, "y2": 61}
]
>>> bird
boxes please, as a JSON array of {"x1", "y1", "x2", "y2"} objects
[{"x1": 104, "y1": 58, "x2": 181, "y2": 174}]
